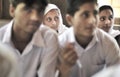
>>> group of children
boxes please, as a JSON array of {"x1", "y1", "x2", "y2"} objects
[{"x1": 0, "y1": 0, "x2": 120, "y2": 77}]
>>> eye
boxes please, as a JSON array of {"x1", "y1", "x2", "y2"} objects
[
  {"x1": 100, "y1": 17, "x2": 105, "y2": 21},
  {"x1": 82, "y1": 12, "x2": 89, "y2": 18},
  {"x1": 109, "y1": 15, "x2": 113, "y2": 20},
  {"x1": 54, "y1": 16, "x2": 59, "y2": 21},
  {"x1": 46, "y1": 17, "x2": 52, "y2": 22}
]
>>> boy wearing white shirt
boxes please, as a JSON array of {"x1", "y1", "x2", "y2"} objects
[
  {"x1": 0, "y1": 0, "x2": 59, "y2": 77},
  {"x1": 58, "y1": 0, "x2": 120, "y2": 77}
]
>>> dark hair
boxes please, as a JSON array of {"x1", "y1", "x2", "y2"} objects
[
  {"x1": 9, "y1": 0, "x2": 48, "y2": 9},
  {"x1": 66, "y1": 0, "x2": 98, "y2": 16},
  {"x1": 99, "y1": 5, "x2": 114, "y2": 16}
]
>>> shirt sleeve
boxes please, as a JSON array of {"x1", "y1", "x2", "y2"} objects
[
  {"x1": 37, "y1": 30, "x2": 59, "y2": 77},
  {"x1": 104, "y1": 38, "x2": 120, "y2": 67}
]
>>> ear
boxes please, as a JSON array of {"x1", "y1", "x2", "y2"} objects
[
  {"x1": 9, "y1": 4, "x2": 15, "y2": 17},
  {"x1": 66, "y1": 14, "x2": 73, "y2": 26}
]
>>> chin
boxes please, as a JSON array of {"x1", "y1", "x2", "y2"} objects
[
  {"x1": 85, "y1": 34, "x2": 93, "y2": 38},
  {"x1": 27, "y1": 28, "x2": 38, "y2": 34},
  {"x1": 85, "y1": 31, "x2": 94, "y2": 37}
]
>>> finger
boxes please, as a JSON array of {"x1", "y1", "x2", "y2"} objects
[
  {"x1": 65, "y1": 55, "x2": 78, "y2": 66},
  {"x1": 62, "y1": 45, "x2": 75, "y2": 55},
  {"x1": 63, "y1": 49, "x2": 76, "y2": 60},
  {"x1": 65, "y1": 42, "x2": 75, "y2": 50},
  {"x1": 65, "y1": 52, "x2": 78, "y2": 63},
  {"x1": 60, "y1": 42, "x2": 75, "y2": 56}
]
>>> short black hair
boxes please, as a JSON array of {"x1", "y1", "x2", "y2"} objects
[
  {"x1": 99, "y1": 5, "x2": 114, "y2": 16},
  {"x1": 66, "y1": 0, "x2": 98, "y2": 16},
  {"x1": 9, "y1": 0, "x2": 48, "y2": 9}
]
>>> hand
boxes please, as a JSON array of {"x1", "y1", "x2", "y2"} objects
[{"x1": 58, "y1": 42, "x2": 78, "y2": 77}]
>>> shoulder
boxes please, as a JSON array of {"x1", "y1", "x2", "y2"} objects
[
  {"x1": 0, "y1": 24, "x2": 8, "y2": 32},
  {"x1": 0, "y1": 20, "x2": 12, "y2": 35},
  {"x1": 96, "y1": 28, "x2": 119, "y2": 50},
  {"x1": 96, "y1": 28, "x2": 116, "y2": 43},
  {"x1": 0, "y1": 24, "x2": 8, "y2": 40}
]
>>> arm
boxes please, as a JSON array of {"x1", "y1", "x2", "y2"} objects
[
  {"x1": 37, "y1": 31, "x2": 59, "y2": 77},
  {"x1": 57, "y1": 43, "x2": 78, "y2": 77},
  {"x1": 105, "y1": 39, "x2": 120, "y2": 67}
]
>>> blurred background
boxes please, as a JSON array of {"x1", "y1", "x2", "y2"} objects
[{"x1": 0, "y1": 0, "x2": 120, "y2": 29}]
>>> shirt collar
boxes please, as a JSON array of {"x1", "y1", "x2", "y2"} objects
[
  {"x1": 68, "y1": 27, "x2": 99, "y2": 50},
  {"x1": 2, "y1": 20, "x2": 13, "y2": 43},
  {"x1": 85, "y1": 29, "x2": 99, "y2": 50}
]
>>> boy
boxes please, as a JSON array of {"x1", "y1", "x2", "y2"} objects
[
  {"x1": 58, "y1": 0, "x2": 120, "y2": 77},
  {"x1": 0, "y1": 0, "x2": 59, "y2": 77}
]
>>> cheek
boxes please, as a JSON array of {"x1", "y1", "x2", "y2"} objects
[
  {"x1": 45, "y1": 22, "x2": 55, "y2": 29},
  {"x1": 98, "y1": 23, "x2": 103, "y2": 28},
  {"x1": 73, "y1": 23, "x2": 82, "y2": 32},
  {"x1": 15, "y1": 16, "x2": 24, "y2": 25},
  {"x1": 56, "y1": 20, "x2": 60, "y2": 26},
  {"x1": 73, "y1": 19, "x2": 81, "y2": 26},
  {"x1": 99, "y1": 21, "x2": 104, "y2": 25},
  {"x1": 44, "y1": 20, "x2": 50, "y2": 26},
  {"x1": 110, "y1": 20, "x2": 114, "y2": 25}
]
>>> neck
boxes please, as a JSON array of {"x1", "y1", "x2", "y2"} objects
[
  {"x1": 75, "y1": 35, "x2": 93, "y2": 48},
  {"x1": 12, "y1": 32, "x2": 32, "y2": 43},
  {"x1": 12, "y1": 26, "x2": 33, "y2": 43}
]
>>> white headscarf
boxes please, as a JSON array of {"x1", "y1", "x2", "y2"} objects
[
  {"x1": 44, "y1": 3, "x2": 68, "y2": 35},
  {"x1": 108, "y1": 25, "x2": 120, "y2": 38}
]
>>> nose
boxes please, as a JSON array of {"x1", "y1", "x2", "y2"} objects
[
  {"x1": 52, "y1": 20, "x2": 57, "y2": 26},
  {"x1": 105, "y1": 19, "x2": 110, "y2": 25},
  {"x1": 88, "y1": 15, "x2": 96, "y2": 25}
]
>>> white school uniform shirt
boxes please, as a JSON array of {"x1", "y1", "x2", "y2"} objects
[
  {"x1": 92, "y1": 65, "x2": 120, "y2": 77},
  {"x1": 59, "y1": 27, "x2": 120, "y2": 77},
  {"x1": 0, "y1": 20, "x2": 59, "y2": 77}
]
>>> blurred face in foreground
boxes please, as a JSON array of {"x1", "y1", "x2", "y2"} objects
[{"x1": 10, "y1": 3, "x2": 44, "y2": 34}]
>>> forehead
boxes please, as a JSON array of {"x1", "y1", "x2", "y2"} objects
[
  {"x1": 47, "y1": 9, "x2": 59, "y2": 14},
  {"x1": 45, "y1": 9, "x2": 59, "y2": 16},
  {"x1": 99, "y1": 9, "x2": 113, "y2": 16},
  {"x1": 16, "y1": 2, "x2": 45, "y2": 10},
  {"x1": 14, "y1": 3, "x2": 25, "y2": 11},
  {"x1": 78, "y1": 2, "x2": 97, "y2": 12}
]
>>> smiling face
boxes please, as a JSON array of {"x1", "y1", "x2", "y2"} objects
[
  {"x1": 66, "y1": 2, "x2": 98, "y2": 38},
  {"x1": 10, "y1": 3, "x2": 44, "y2": 34},
  {"x1": 43, "y1": 9, "x2": 60, "y2": 31},
  {"x1": 98, "y1": 9, "x2": 114, "y2": 32}
]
